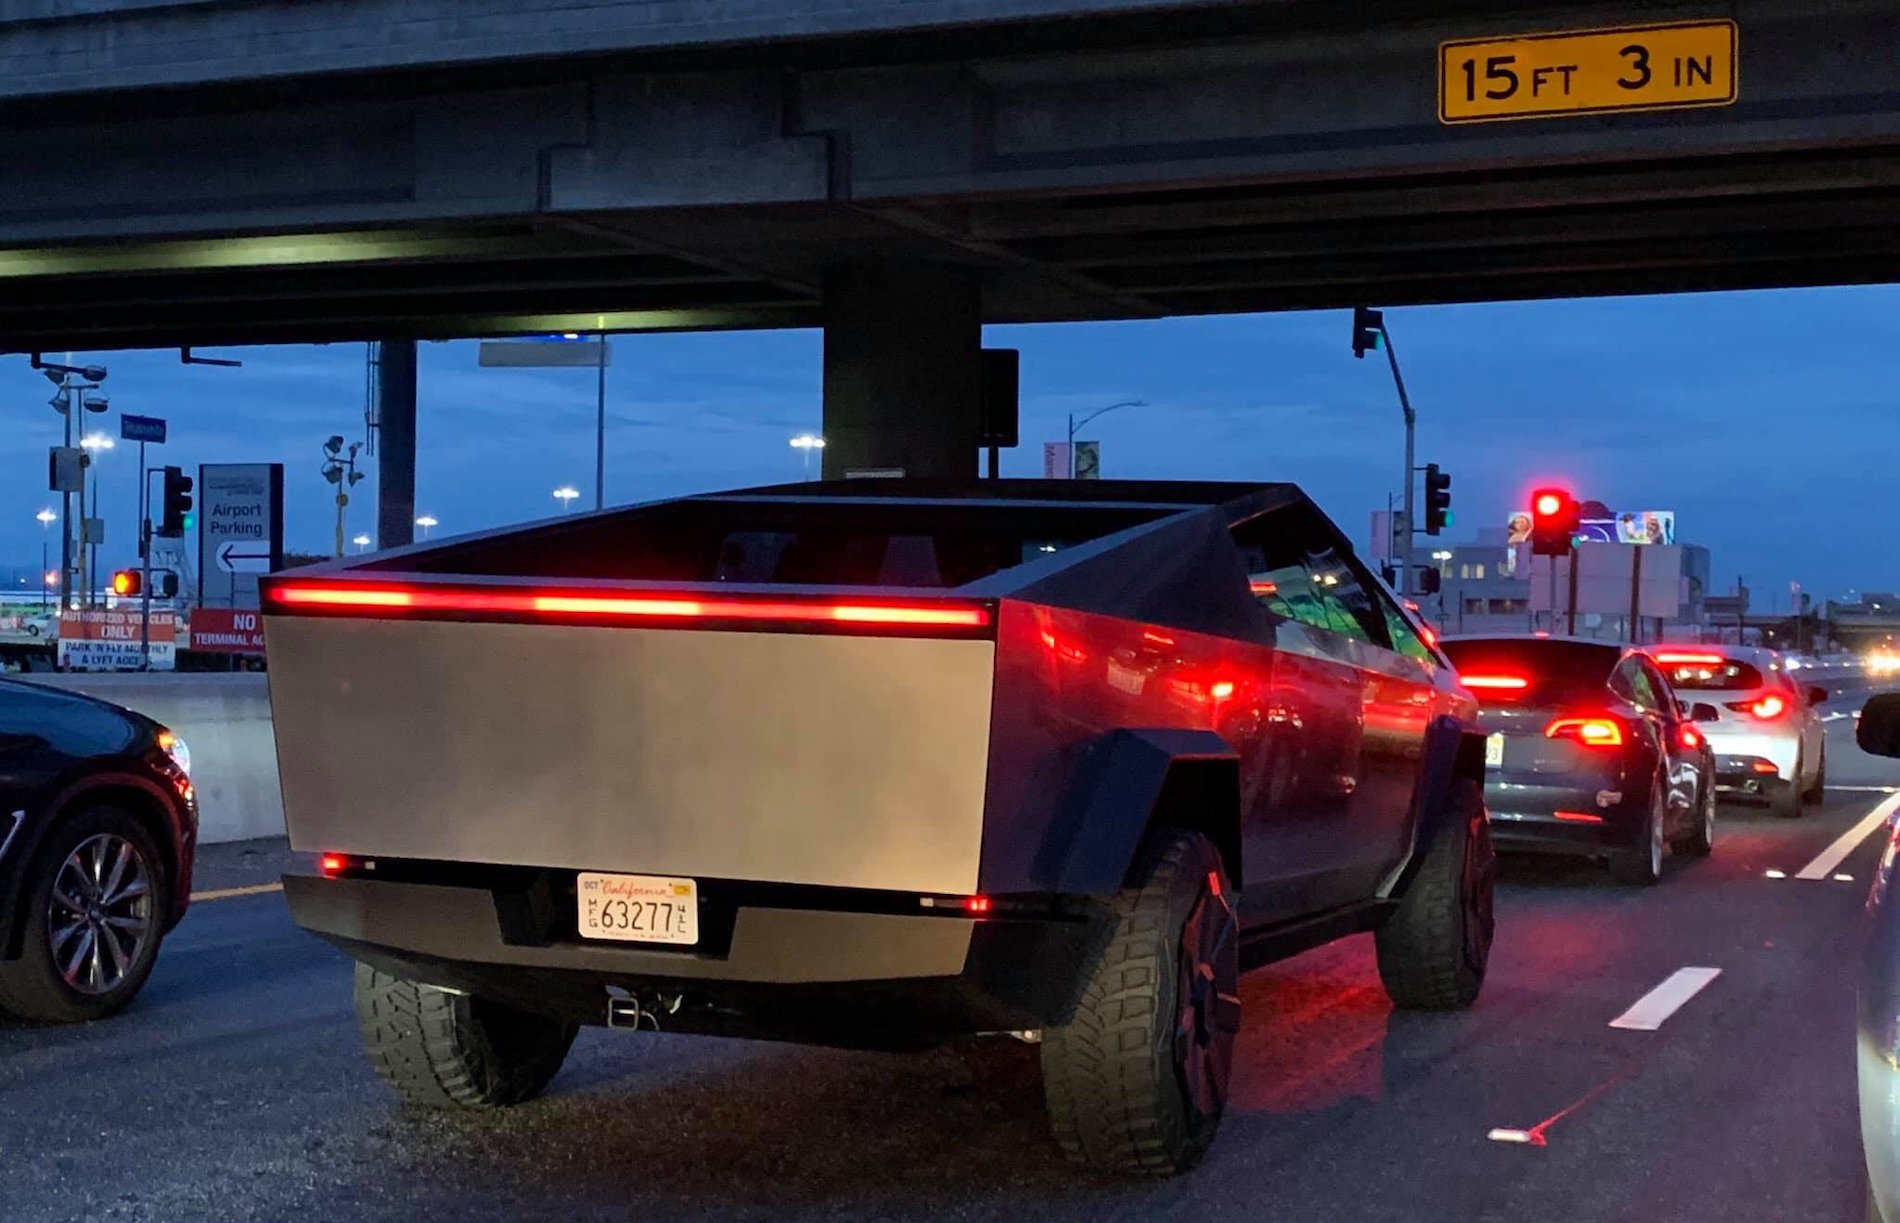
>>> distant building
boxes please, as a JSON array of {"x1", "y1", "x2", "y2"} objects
[{"x1": 1402, "y1": 529, "x2": 1713, "y2": 641}]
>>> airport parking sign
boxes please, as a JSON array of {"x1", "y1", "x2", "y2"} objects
[{"x1": 198, "y1": 463, "x2": 283, "y2": 608}]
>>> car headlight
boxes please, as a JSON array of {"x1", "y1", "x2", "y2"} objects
[{"x1": 157, "y1": 728, "x2": 191, "y2": 779}]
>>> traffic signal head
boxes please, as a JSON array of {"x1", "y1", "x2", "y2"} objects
[
  {"x1": 111, "y1": 569, "x2": 141, "y2": 597},
  {"x1": 1351, "y1": 306, "x2": 1384, "y2": 359},
  {"x1": 1423, "y1": 463, "x2": 1453, "y2": 535},
  {"x1": 1529, "y1": 487, "x2": 1581, "y2": 556},
  {"x1": 158, "y1": 466, "x2": 193, "y2": 538}
]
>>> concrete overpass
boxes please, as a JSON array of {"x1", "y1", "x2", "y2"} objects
[{"x1": 5, "y1": 0, "x2": 1900, "y2": 492}]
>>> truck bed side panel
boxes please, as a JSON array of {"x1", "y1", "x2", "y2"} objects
[{"x1": 267, "y1": 616, "x2": 994, "y2": 894}]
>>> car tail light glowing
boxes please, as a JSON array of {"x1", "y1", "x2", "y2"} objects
[
  {"x1": 1654, "y1": 651, "x2": 1725, "y2": 666},
  {"x1": 319, "y1": 853, "x2": 347, "y2": 877},
  {"x1": 1463, "y1": 675, "x2": 1530, "y2": 690},
  {"x1": 1210, "y1": 680, "x2": 1236, "y2": 699},
  {"x1": 1735, "y1": 694, "x2": 1787, "y2": 720},
  {"x1": 1545, "y1": 717, "x2": 1624, "y2": 747},
  {"x1": 1552, "y1": 810, "x2": 1605, "y2": 824},
  {"x1": 1752, "y1": 761, "x2": 1780, "y2": 775},
  {"x1": 964, "y1": 896, "x2": 992, "y2": 915},
  {"x1": 265, "y1": 583, "x2": 991, "y2": 632}
]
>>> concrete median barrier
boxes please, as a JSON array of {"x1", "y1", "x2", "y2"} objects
[{"x1": 20, "y1": 673, "x2": 282, "y2": 845}]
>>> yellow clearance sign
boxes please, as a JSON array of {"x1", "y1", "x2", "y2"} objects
[{"x1": 1439, "y1": 20, "x2": 1737, "y2": 123}]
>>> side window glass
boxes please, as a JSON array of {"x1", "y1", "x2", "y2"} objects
[
  {"x1": 1616, "y1": 660, "x2": 1661, "y2": 711},
  {"x1": 1641, "y1": 661, "x2": 1680, "y2": 713},
  {"x1": 1377, "y1": 599, "x2": 1436, "y2": 664},
  {"x1": 1230, "y1": 509, "x2": 1389, "y2": 647}
]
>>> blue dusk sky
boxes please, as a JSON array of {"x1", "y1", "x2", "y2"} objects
[{"x1": 1, "y1": 286, "x2": 1890, "y2": 607}]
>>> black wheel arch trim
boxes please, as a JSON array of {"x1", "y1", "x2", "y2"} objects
[
  {"x1": 1029, "y1": 728, "x2": 1241, "y2": 896},
  {"x1": 1383, "y1": 715, "x2": 1485, "y2": 902}
]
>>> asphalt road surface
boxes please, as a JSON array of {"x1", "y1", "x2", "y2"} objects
[{"x1": 5, "y1": 686, "x2": 1898, "y2": 1223}]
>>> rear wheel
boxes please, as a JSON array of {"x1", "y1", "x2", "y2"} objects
[
  {"x1": 1376, "y1": 777, "x2": 1494, "y2": 1010},
  {"x1": 354, "y1": 964, "x2": 578, "y2": 1109},
  {"x1": 1041, "y1": 829, "x2": 1238, "y2": 1177},
  {"x1": 1803, "y1": 748, "x2": 1827, "y2": 805},
  {"x1": 0, "y1": 806, "x2": 169, "y2": 1024},
  {"x1": 1773, "y1": 748, "x2": 1806, "y2": 819},
  {"x1": 1610, "y1": 777, "x2": 1665, "y2": 885},
  {"x1": 1671, "y1": 775, "x2": 1716, "y2": 857}
]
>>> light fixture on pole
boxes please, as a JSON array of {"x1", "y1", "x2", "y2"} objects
[
  {"x1": 78, "y1": 432, "x2": 115, "y2": 607},
  {"x1": 35, "y1": 509, "x2": 56, "y2": 613},
  {"x1": 553, "y1": 485, "x2": 581, "y2": 513},
  {"x1": 789, "y1": 433, "x2": 826, "y2": 481},
  {"x1": 321, "y1": 435, "x2": 366, "y2": 558},
  {"x1": 1066, "y1": 400, "x2": 1147, "y2": 478},
  {"x1": 352, "y1": 533, "x2": 373, "y2": 553},
  {"x1": 415, "y1": 514, "x2": 438, "y2": 540}
]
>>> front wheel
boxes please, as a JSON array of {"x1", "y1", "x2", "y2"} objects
[
  {"x1": 354, "y1": 964, "x2": 578, "y2": 1109},
  {"x1": 0, "y1": 806, "x2": 169, "y2": 1024},
  {"x1": 1376, "y1": 777, "x2": 1494, "y2": 1009},
  {"x1": 1041, "y1": 828, "x2": 1239, "y2": 1177}
]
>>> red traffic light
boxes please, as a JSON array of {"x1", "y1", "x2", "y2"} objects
[{"x1": 1528, "y1": 488, "x2": 1581, "y2": 557}]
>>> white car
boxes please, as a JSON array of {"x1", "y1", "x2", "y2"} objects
[{"x1": 1649, "y1": 645, "x2": 1828, "y2": 817}]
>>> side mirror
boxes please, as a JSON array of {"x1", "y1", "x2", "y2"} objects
[
  {"x1": 1860, "y1": 694, "x2": 1900, "y2": 759},
  {"x1": 1691, "y1": 702, "x2": 1721, "y2": 723},
  {"x1": 1807, "y1": 685, "x2": 1829, "y2": 707}
]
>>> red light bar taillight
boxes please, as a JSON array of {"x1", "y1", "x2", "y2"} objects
[
  {"x1": 1654, "y1": 651, "x2": 1725, "y2": 666},
  {"x1": 1463, "y1": 674, "x2": 1530, "y2": 691},
  {"x1": 264, "y1": 583, "x2": 991, "y2": 633}
]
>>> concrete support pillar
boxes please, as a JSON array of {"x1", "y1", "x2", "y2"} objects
[
  {"x1": 376, "y1": 339, "x2": 418, "y2": 549},
  {"x1": 822, "y1": 261, "x2": 982, "y2": 480}
]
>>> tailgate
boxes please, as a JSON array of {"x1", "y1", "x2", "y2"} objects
[{"x1": 264, "y1": 587, "x2": 997, "y2": 895}]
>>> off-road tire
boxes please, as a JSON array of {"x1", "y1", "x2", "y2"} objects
[
  {"x1": 1041, "y1": 829, "x2": 1237, "y2": 1177},
  {"x1": 0, "y1": 805, "x2": 169, "y2": 1024},
  {"x1": 1610, "y1": 777, "x2": 1667, "y2": 885},
  {"x1": 1376, "y1": 777, "x2": 1494, "y2": 1009},
  {"x1": 354, "y1": 963, "x2": 578, "y2": 1109}
]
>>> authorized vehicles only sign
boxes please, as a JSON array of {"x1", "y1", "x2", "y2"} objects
[{"x1": 57, "y1": 610, "x2": 184, "y2": 671}]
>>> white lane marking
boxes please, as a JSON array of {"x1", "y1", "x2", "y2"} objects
[
  {"x1": 1830, "y1": 786, "x2": 1900, "y2": 794},
  {"x1": 1609, "y1": 967, "x2": 1722, "y2": 1031},
  {"x1": 1794, "y1": 792, "x2": 1900, "y2": 880},
  {"x1": 1764, "y1": 869, "x2": 1788, "y2": 879},
  {"x1": 191, "y1": 882, "x2": 285, "y2": 903},
  {"x1": 1488, "y1": 1128, "x2": 1534, "y2": 1144},
  {"x1": 1824, "y1": 712, "x2": 1852, "y2": 723}
]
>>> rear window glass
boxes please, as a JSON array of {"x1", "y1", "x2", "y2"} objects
[
  {"x1": 1439, "y1": 638, "x2": 1621, "y2": 703},
  {"x1": 1653, "y1": 655, "x2": 1766, "y2": 692}
]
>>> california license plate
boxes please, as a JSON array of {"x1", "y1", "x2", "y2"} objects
[
  {"x1": 576, "y1": 872, "x2": 698, "y2": 946},
  {"x1": 1485, "y1": 733, "x2": 1506, "y2": 768}
]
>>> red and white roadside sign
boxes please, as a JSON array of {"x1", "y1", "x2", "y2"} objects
[
  {"x1": 56, "y1": 610, "x2": 184, "y2": 671},
  {"x1": 189, "y1": 607, "x2": 266, "y2": 654}
]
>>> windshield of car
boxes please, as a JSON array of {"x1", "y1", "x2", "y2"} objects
[{"x1": 1438, "y1": 638, "x2": 1621, "y2": 704}]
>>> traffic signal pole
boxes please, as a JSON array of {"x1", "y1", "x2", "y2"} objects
[{"x1": 1380, "y1": 329, "x2": 1418, "y2": 597}]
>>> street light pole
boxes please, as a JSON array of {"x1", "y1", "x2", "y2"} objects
[
  {"x1": 1066, "y1": 400, "x2": 1148, "y2": 478},
  {"x1": 36, "y1": 509, "x2": 55, "y2": 613},
  {"x1": 789, "y1": 434, "x2": 826, "y2": 481},
  {"x1": 595, "y1": 332, "x2": 608, "y2": 511}
]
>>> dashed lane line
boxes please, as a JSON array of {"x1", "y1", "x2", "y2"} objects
[
  {"x1": 1793, "y1": 791, "x2": 1900, "y2": 881},
  {"x1": 1609, "y1": 967, "x2": 1723, "y2": 1032},
  {"x1": 191, "y1": 882, "x2": 285, "y2": 903}
]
